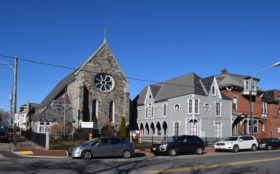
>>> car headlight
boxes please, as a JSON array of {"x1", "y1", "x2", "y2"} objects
[
  {"x1": 73, "y1": 146, "x2": 81, "y2": 151},
  {"x1": 159, "y1": 144, "x2": 168, "y2": 151}
]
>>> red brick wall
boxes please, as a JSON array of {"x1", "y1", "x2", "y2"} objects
[{"x1": 221, "y1": 89, "x2": 280, "y2": 138}]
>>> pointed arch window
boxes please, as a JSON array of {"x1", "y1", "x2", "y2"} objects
[
  {"x1": 109, "y1": 101, "x2": 115, "y2": 123},
  {"x1": 92, "y1": 100, "x2": 98, "y2": 119}
]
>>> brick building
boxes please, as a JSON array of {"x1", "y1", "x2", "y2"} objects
[
  {"x1": 215, "y1": 69, "x2": 280, "y2": 138},
  {"x1": 262, "y1": 90, "x2": 280, "y2": 138}
]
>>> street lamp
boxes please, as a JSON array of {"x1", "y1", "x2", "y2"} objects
[{"x1": 249, "y1": 61, "x2": 280, "y2": 135}]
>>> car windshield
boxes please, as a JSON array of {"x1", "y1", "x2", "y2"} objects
[
  {"x1": 260, "y1": 138, "x2": 271, "y2": 143},
  {"x1": 223, "y1": 137, "x2": 239, "y2": 141},
  {"x1": 81, "y1": 138, "x2": 99, "y2": 146},
  {"x1": 162, "y1": 137, "x2": 179, "y2": 143}
]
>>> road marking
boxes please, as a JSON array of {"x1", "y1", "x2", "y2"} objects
[
  {"x1": 144, "y1": 157, "x2": 280, "y2": 174},
  {"x1": 16, "y1": 151, "x2": 33, "y2": 155}
]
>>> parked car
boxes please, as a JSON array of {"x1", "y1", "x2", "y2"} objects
[
  {"x1": 0, "y1": 128, "x2": 10, "y2": 142},
  {"x1": 258, "y1": 138, "x2": 280, "y2": 150},
  {"x1": 67, "y1": 136, "x2": 134, "y2": 159},
  {"x1": 151, "y1": 135, "x2": 205, "y2": 156},
  {"x1": 214, "y1": 135, "x2": 258, "y2": 152}
]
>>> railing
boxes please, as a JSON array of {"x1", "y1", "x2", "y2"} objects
[
  {"x1": 132, "y1": 136, "x2": 222, "y2": 150},
  {"x1": 49, "y1": 135, "x2": 87, "y2": 150},
  {"x1": 21, "y1": 130, "x2": 46, "y2": 148}
]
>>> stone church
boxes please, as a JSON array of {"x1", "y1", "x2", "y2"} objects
[{"x1": 32, "y1": 41, "x2": 130, "y2": 135}]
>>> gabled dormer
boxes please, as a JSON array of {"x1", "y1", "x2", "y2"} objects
[
  {"x1": 242, "y1": 77, "x2": 259, "y2": 96},
  {"x1": 209, "y1": 77, "x2": 222, "y2": 99},
  {"x1": 144, "y1": 86, "x2": 155, "y2": 119},
  {"x1": 144, "y1": 86, "x2": 155, "y2": 104}
]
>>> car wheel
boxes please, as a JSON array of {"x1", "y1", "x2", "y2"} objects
[
  {"x1": 267, "y1": 145, "x2": 272, "y2": 150},
  {"x1": 195, "y1": 147, "x2": 203, "y2": 155},
  {"x1": 122, "y1": 150, "x2": 131, "y2": 159},
  {"x1": 233, "y1": 145, "x2": 239, "y2": 153},
  {"x1": 168, "y1": 149, "x2": 177, "y2": 156},
  {"x1": 251, "y1": 144, "x2": 257, "y2": 151},
  {"x1": 81, "y1": 151, "x2": 92, "y2": 160}
]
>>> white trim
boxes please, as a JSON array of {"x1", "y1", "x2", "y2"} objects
[
  {"x1": 174, "y1": 103, "x2": 181, "y2": 112},
  {"x1": 212, "y1": 77, "x2": 222, "y2": 99},
  {"x1": 232, "y1": 96, "x2": 238, "y2": 110}
]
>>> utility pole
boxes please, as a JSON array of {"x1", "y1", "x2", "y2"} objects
[{"x1": 12, "y1": 57, "x2": 18, "y2": 145}]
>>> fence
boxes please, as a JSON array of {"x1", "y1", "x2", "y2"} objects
[
  {"x1": 21, "y1": 130, "x2": 47, "y2": 148},
  {"x1": 49, "y1": 135, "x2": 87, "y2": 150},
  {"x1": 132, "y1": 136, "x2": 222, "y2": 150}
]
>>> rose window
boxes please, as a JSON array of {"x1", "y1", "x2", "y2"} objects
[{"x1": 94, "y1": 73, "x2": 115, "y2": 92}]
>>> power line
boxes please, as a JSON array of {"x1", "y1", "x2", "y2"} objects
[{"x1": 0, "y1": 53, "x2": 202, "y2": 88}]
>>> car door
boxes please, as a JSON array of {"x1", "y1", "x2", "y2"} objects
[
  {"x1": 276, "y1": 139, "x2": 280, "y2": 149},
  {"x1": 110, "y1": 138, "x2": 123, "y2": 156},
  {"x1": 94, "y1": 137, "x2": 112, "y2": 157},
  {"x1": 237, "y1": 136, "x2": 246, "y2": 149},
  {"x1": 179, "y1": 136, "x2": 195, "y2": 153},
  {"x1": 244, "y1": 136, "x2": 254, "y2": 149}
]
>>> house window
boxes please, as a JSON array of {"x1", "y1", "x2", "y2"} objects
[
  {"x1": 188, "y1": 99, "x2": 199, "y2": 114},
  {"x1": 92, "y1": 100, "x2": 98, "y2": 119},
  {"x1": 163, "y1": 103, "x2": 167, "y2": 117},
  {"x1": 195, "y1": 99, "x2": 199, "y2": 114},
  {"x1": 109, "y1": 101, "x2": 115, "y2": 123},
  {"x1": 261, "y1": 102, "x2": 267, "y2": 117},
  {"x1": 214, "y1": 122, "x2": 222, "y2": 138},
  {"x1": 248, "y1": 120, "x2": 258, "y2": 134},
  {"x1": 251, "y1": 81, "x2": 257, "y2": 92},
  {"x1": 244, "y1": 80, "x2": 249, "y2": 91},
  {"x1": 232, "y1": 97, "x2": 238, "y2": 110},
  {"x1": 174, "y1": 122, "x2": 179, "y2": 136},
  {"x1": 215, "y1": 102, "x2": 221, "y2": 116},
  {"x1": 188, "y1": 120, "x2": 198, "y2": 136},
  {"x1": 212, "y1": 86, "x2": 216, "y2": 96},
  {"x1": 262, "y1": 124, "x2": 266, "y2": 132},
  {"x1": 188, "y1": 100, "x2": 192, "y2": 114},
  {"x1": 146, "y1": 103, "x2": 154, "y2": 118},
  {"x1": 145, "y1": 107, "x2": 148, "y2": 118},
  {"x1": 174, "y1": 104, "x2": 180, "y2": 111}
]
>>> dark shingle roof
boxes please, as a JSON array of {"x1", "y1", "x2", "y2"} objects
[
  {"x1": 39, "y1": 71, "x2": 76, "y2": 109},
  {"x1": 137, "y1": 73, "x2": 211, "y2": 105},
  {"x1": 216, "y1": 72, "x2": 260, "y2": 89}
]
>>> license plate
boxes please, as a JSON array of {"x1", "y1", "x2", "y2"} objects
[{"x1": 153, "y1": 148, "x2": 156, "y2": 151}]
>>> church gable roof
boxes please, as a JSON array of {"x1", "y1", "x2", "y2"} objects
[
  {"x1": 39, "y1": 41, "x2": 126, "y2": 109},
  {"x1": 74, "y1": 41, "x2": 127, "y2": 80}
]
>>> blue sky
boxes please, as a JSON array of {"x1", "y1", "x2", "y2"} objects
[{"x1": 0, "y1": 0, "x2": 280, "y2": 112}]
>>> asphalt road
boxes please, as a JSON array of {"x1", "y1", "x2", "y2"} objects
[{"x1": 1, "y1": 142, "x2": 280, "y2": 174}]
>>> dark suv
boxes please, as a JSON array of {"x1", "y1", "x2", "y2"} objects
[
  {"x1": 151, "y1": 135, "x2": 205, "y2": 156},
  {"x1": 0, "y1": 128, "x2": 10, "y2": 142}
]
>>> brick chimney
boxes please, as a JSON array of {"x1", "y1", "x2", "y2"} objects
[{"x1": 221, "y1": 68, "x2": 228, "y2": 75}]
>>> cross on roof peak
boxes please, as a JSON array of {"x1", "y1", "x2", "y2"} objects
[{"x1": 102, "y1": 27, "x2": 109, "y2": 43}]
